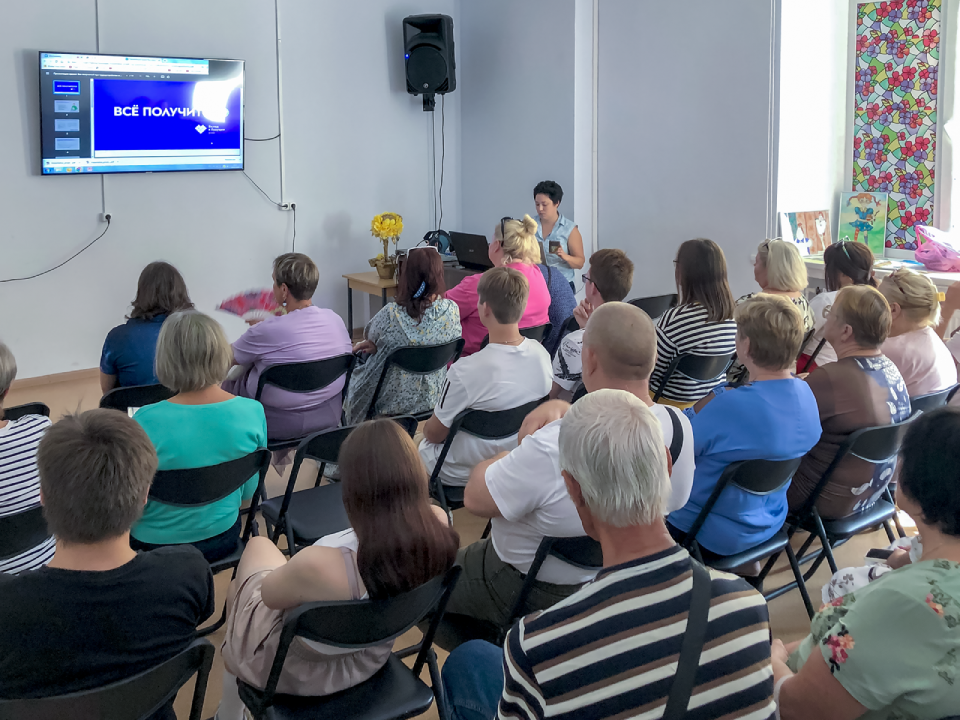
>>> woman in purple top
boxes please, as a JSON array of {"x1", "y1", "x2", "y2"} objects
[{"x1": 223, "y1": 253, "x2": 352, "y2": 441}]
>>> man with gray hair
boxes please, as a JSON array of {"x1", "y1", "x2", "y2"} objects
[{"x1": 441, "y1": 390, "x2": 776, "y2": 720}]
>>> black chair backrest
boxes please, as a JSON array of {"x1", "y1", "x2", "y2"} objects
[
  {"x1": 366, "y1": 339, "x2": 465, "y2": 420},
  {"x1": 0, "y1": 506, "x2": 51, "y2": 563},
  {"x1": 0, "y1": 638, "x2": 215, "y2": 720},
  {"x1": 254, "y1": 354, "x2": 357, "y2": 402},
  {"x1": 457, "y1": 395, "x2": 549, "y2": 440},
  {"x1": 561, "y1": 315, "x2": 580, "y2": 337},
  {"x1": 653, "y1": 353, "x2": 735, "y2": 402},
  {"x1": 682, "y1": 457, "x2": 804, "y2": 552},
  {"x1": 100, "y1": 384, "x2": 175, "y2": 413},
  {"x1": 627, "y1": 293, "x2": 678, "y2": 318},
  {"x1": 252, "y1": 566, "x2": 462, "y2": 714},
  {"x1": 479, "y1": 323, "x2": 553, "y2": 350},
  {"x1": 571, "y1": 383, "x2": 588, "y2": 402},
  {"x1": 149, "y1": 448, "x2": 271, "y2": 508},
  {"x1": 910, "y1": 383, "x2": 959, "y2": 414},
  {"x1": 2, "y1": 403, "x2": 50, "y2": 422}
]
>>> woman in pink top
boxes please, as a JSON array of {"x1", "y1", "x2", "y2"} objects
[
  {"x1": 879, "y1": 268, "x2": 957, "y2": 397},
  {"x1": 446, "y1": 215, "x2": 551, "y2": 355},
  {"x1": 224, "y1": 253, "x2": 352, "y2": 441}
]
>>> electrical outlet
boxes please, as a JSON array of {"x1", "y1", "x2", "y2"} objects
[
  {"x1": 101, "y1": 212, "x2": 112, "y2": 223},
  {"x1": 280, "y1": 201, "x2": 296, "y2": 211}
]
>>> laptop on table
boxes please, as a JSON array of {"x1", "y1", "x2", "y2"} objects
[{"x1": 449, "y1": 232, "x2": 495, "y2": 272}]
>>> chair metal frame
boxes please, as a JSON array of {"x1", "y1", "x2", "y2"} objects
[
  {"x1": 1, "y1": 403, "x2": 50, "y2": 421},
  {"x1": 652, "y1": 353, "x2": 735, "y2": 403},
  {"x1": 99, "y1": 384, "x2": 175, "y2": 413},
  {"x1": 365, "y1": 339, "x2": 465, "y2": 421}
]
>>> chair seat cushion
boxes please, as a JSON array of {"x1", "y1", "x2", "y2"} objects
[
  {"x1": 706, "y1": 531, "x2": 789, "y2": 573},
  {"x1": 261, "y1": 483, "x2": 351, "y2": 546},
  {"x1": 237, "y1": 655, "x2": 434, "y2": 720},
  {"x1": 208, "y1": 540, "x2": 245, "y2": 574},
  {"x1": 818, "y1": 500, "x2": 896, "y2": 538}
]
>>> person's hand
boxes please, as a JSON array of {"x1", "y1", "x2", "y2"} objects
[
  {"x1": 771, "y1": 639, "x2": 791, "y2": 665},
  {"x1": 353, "y1": 340, "x2": 377, "y2": 355},
  {"x1": 573, "y1": 299, "x2": 594, "y2": 329},
  {"x1": 245, "y1": 317, "x2": 265, "y2": 326},
  {"x1": 887, "y1": 547, "x2": 912, "y2": 569},
  {"x1": 519, "y1": 400, "x2": 571, "y2": 442}
]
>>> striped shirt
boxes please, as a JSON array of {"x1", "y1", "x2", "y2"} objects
[
  {"x1": 499, "y1": 545, "x2": 775, "y2": 720},
  {"x1": 0, "y1": 415, "x2": 55, "y2": 575},
  {"x1": 651, "y1": 304, "x2": 737, "y2": 404}
]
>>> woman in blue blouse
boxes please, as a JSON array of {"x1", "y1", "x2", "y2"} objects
[
  {"x1": 534, "y1": 181, "x2": 584, "y2": 291},
  {"x1": 99, "y1": 261, "x2": 194, "y2": 394}
]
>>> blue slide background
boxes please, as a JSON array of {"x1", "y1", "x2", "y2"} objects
[{"x1": 92, "y1": 79, "x2": 241, "y2": 152}]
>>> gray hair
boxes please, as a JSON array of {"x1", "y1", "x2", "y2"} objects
[
  {"x1": 558, "y1": 389, "x2": 670, "y2": 527},
  {"x1": 0, "y1": 341, "x2": 17, "y2": 398},
  {"x1": 154, "y1": 311, "x2": 232, "y2": 393}
]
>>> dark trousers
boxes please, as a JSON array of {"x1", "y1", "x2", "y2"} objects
[{"x1": 131, "y1": 517, "x2": 241, "y2": 563}]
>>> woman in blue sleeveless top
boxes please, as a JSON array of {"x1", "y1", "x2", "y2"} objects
[{"x1": 534, "y1": 180, "x2": 584, "y2": 291}]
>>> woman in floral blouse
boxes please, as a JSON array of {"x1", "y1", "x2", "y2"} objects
[
  {"x1": 343, "y1": 247, "x2": 460, "y2": 424},
  {"x1": 771, "y1": 406, "x2": 960, "y2": 720}
]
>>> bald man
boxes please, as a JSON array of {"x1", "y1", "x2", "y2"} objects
[{"x1": 442, "y1": 303, "x2": 694, "y2": 638}]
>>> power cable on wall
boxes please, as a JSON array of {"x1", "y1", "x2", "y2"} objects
[
  {"x1": 438, "y1": 93, "x2": 446, "y2": 230},
  {"x1": 0, "y1": 218, "x2": 111, "y2": 283}
]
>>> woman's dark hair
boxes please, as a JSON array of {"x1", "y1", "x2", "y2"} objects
[
  {"x1": 340, "y1": 418, "x2": 460, "y2": 599},
  {"x1": 898, "y1": 407, "x2": 960, "y2": 537},
  {"x1": 533, "y1": 180, "x2": 563, "y2": 205},
  {"x1": 397, "y1": 248, "x2": 446, "y2": 322},
  {"x1": 823, "y1": 241, "x2": 877, "y2": 292},
  {"x1": 674, "y1": 238, "x2": 735, "y2": 322},
  {"x1": 129, "y1": 262, "x2": 194, "y2": 320}
]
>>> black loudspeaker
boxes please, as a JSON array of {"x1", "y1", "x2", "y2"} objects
[{"x1": 403, "y1": 14, "x2": 456, "y2": 111}]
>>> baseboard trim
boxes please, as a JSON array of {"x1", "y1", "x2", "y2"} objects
[{"x1": 11, "y1": 368, "x2": 99, "y2": 390}]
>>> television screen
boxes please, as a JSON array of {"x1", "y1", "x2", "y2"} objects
[{"x1": 39, "y1": 52, "x2": 244, "y2": 175}]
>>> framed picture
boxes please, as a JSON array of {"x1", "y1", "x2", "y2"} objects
[
  {"x1": 779, "y1": 210, "x2": 832, "y2": 255},
  {"x1": 838, "y1": 191, "x2": 888, "y2": 257}
]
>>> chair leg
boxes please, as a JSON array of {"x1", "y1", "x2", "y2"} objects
[
  {"x1": 892, "y1": 513, "x2": 907, "y2": 539},
  {"x1": 882, "y1": 520, "x2": 896, "y2": 544},
  {"x1": 811, "y1": 511, "x2": 839, "y2": 575},
  {"x1": 198, "y1": 600, "x2": 227, "y2": 637},
  {"x1": 785, "y1": 543, "x2": 815, "y2": 619},
  {"x1": 426, "y1": 649, "x2": 450, "y2": 720},
  {"x1": 480, "y1": 520, "x2": 492, "y2": 540},
  {"x1": 286, "y1": 524, "x2": 299, "y2": 557}
]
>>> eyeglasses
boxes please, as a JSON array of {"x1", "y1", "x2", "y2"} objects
[
  {"x1": 582, "y1": 274, "x2": 593, "y2": 286},
  {"x1": 499, "y1": 216, "x2": 513, "y2": 244}
]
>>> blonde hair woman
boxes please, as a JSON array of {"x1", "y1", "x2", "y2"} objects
[
  {"x1": 879, "y1": 268, "x2": 957, "y2": 397},
  {"x1": 446, "y1": 214, "x2": 551, "y2": 356},
  {"x1": 739, "y1": 239, "x2": 814, "y2": 331},
  {"x1": 131, "y1": 310, "x2": 267, "y2": 562}
]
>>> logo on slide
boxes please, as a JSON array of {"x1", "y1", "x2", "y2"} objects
[{"x1": 195, "y1": 124, "x2": 207, "y2": 134}]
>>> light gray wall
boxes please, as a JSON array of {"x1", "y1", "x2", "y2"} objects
[
  {"x1": 459, "y1": 0, "x2": 576, "y2": 239},
  {"x1": 1, "y1": 0, "x2": 459, "y2": 379},
  {"x1": 597, "y1": 0, "x2": 781, "y2": 299}
]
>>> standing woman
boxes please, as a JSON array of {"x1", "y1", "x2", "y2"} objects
[{"x1": 534, "y1": 181, "x2": 584, "y2": 291}]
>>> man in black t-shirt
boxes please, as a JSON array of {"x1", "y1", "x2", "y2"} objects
[{"x1": 0, "y1": 410, "x2": 214, "y2": 717}]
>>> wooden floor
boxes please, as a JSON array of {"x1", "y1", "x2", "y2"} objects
[{"x1": 5, "y1": 374, "x2": 914, "y2": 719}]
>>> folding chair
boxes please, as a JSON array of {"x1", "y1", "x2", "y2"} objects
[
  {"x1": 676, "y1": 457, "x2": 814, "y2": 617},
  {"x1": 2, "y1": 403, "x2": 50, "y2": 421},
  {"x1": 255, "y1": 355, "x2": 357, "y2": 452},
  {"x1": 0, "y1": 638, "x2": 215, "y2": 720},
  {"x1": 652, "y1": 353, "x2": 735, "y2": 403},
  {"x1": 428, "y1": 396, "x2": 549, "y2": 515},
  {"x1": 626, "y1": 293, "x2": 678, "y2": 319},
  {"x1": 365, "y1": 339, "x2": 465, "y2": 421},
  {"x1": 0, "y1": 506, "x2": 52, "y2": 565},
  {"x1": 478, "y1": 322, "x2": 553, "y2": 350},
  {"x1": 237, "y1": 566, "x2": 462, "y2": 720},
  {"x1": 100, "y1": 384, "x2": 175, "y2": 413},
  {"x1": 149, "y1": 448, "x2": 272, "y2": 635},
  {"x1": 910, "y1": 383, "x2": 959, "y2": 413},
  {"x1": 798, "y1": 337, "x2": 827, "y2": 374},
  {"x1": 260, "y1": 416, "x2": 419, "y2": 556}
]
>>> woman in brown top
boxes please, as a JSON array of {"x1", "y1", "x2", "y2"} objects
[{"x1": 787, "y1": 285, "x2": 911, "y2": 519}]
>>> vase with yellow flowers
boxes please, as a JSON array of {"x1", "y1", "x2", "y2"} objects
[{"x1": 369, "y1": 212, "x2": 404, "y2": 280}]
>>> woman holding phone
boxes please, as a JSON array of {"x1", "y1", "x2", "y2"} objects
[{"x1": 534, "y1": 181, "x2": 584, "y2": 291}]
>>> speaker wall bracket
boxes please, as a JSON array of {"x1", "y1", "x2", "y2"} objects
[{"x1": 422, "y1": 93, "x2": 436, "y2": 112}]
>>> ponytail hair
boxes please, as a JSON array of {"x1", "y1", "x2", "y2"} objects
[
  {"x1": 879, "y1": 268, "x2": 942, "y2": 328},
  {"x1": 496, "y1": 214, "x2": 542, "y2": 265},
  {"x1": 824, "y1": 241, "x2": 877, "y2": 291}
]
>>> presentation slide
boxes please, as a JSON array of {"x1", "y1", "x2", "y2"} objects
[{"x1": 39, "y1": 53, "x2": 244, "y2": 175}]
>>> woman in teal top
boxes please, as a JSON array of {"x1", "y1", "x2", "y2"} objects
[
  {"x1": 131, "y1": 310, "x2": 267, "y2": 563},
  {"x1": 534, "y1": 180, "x2": 584, "y2": 290},
  {"x1": 771, "y1": 406, "x2": 960, "y2": 720}
]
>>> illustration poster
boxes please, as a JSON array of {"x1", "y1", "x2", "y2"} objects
[{"x1": 838, "y1": 191, "x2": 889, "y2": 256}]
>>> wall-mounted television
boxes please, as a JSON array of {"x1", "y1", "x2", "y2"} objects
[{"x1": 39, "y1": 51, "x2": 244, "y2": 175}]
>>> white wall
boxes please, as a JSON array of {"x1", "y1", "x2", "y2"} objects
[{"x1": 1, "y1": 0, "x2": 460, "y2": 379}]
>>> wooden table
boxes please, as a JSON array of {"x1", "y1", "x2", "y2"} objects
[{"x1": 343, "y1": 272, "x2": 397, "y2": 335}]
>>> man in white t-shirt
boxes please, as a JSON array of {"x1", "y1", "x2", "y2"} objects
[
  {"x1": 552, "y1": 249, "x2": 634, "y2": 400},
  {"x1": 442, "y1": 302, "x2": 695, "y2": 632},
  {"x1": 419, "y1": 267, "x2": 552, "y2": 487}
]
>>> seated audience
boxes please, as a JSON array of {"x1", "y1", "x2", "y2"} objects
[
  {"x1": 788, "y1": 286, "x2": 911, "y2": 519},
  {"x1": 773, "y1": 406, "x2": 960, "y2": 720},
  {"x1": 419, "y1": 267, "x2": 552, "y2": 487},
  {"x1": 799, "y1": 240, "x2": 877, "y2": 371},
  {"x1": 444, "y1": 302, "x2": 695, "y2": 634},
  {"x1": 538, "y1": 261, "x2": 577, "y2": 357},
  {"x1": 446, "y1": 215, "x2": 550, "y2": 356},
  {"x1": 223, "y1": 253, "x2": 352, "y2": 441},
  {"x1": 343, "y1": 247, "x2": 460, "y2": 424},
  {"x1": 534, "y1": 180, "x2": 585, "y2": 291},
  {"x1": 879, "y1": 268, "x2": 957, "y2": 397},
  {"x1": 0, "y1": 410, "x2": 214, "y2": 719},
  {"x1": 651, "y1": 238, "x2": 737, "y2": 407},
  {"x1": 131, "y1": 311, "x2": 267, "y2": 562},
  {"x1": 0, "y1": 341, "x2": 54, "y2": 574},
  {"x1": 218, "y1": 418, "x2": 458, "y2": 720},
  {"x1": 441, "y1": 391, "x2": 776, "y2": 720},
  {"x1": 667, "y1": 294, "x2": 822, "y2": 557},
  {"x1": 99, "y1": 261, "x2": 194, "y2": 394},
  {"x1": 552, "y1": 248, "x2": 634, "y2": 399}
]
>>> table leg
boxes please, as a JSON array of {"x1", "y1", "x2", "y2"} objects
[
  {"x1": 381, "y1": 289, "x2": 387, "y2": 307},
  {"x1": 347, "y1": 285, "x2": 353, "y2": 336}
]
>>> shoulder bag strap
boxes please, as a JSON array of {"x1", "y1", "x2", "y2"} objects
[
  {"x1": 662, "y1": 560, "x2": 712, "y2": 720},
  {"x1": 663, "y1": 405, "x2": 684, "y2": 466}
]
